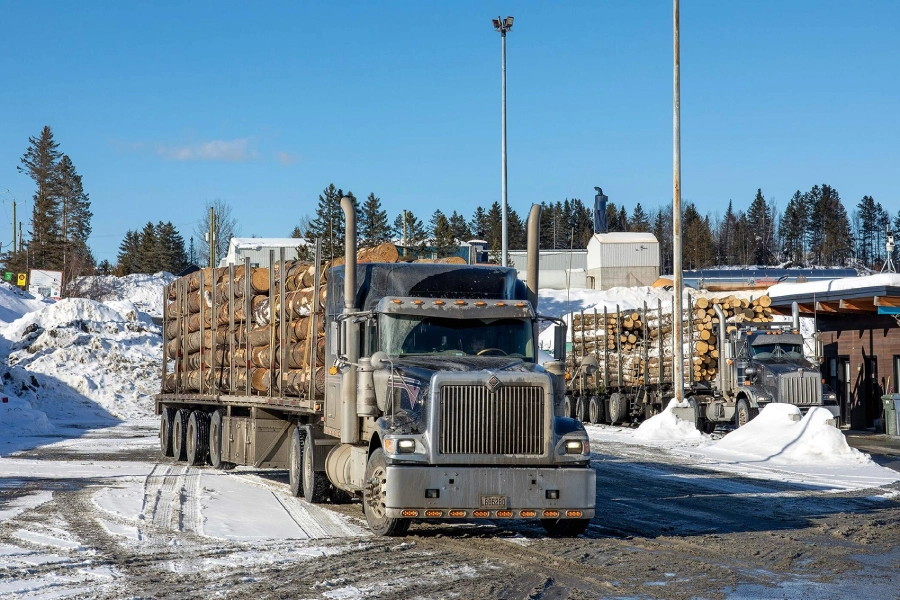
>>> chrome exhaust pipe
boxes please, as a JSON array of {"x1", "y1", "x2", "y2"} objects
[
  {"x1": 792, "y1": 301, "x2": 800, "y2": 331},
  {"x1": 526, "y1": 204, "x2": 541, "y2": 311},
  {"x1": 340, "y1": 197, "x2": 359, "y2": 444}
]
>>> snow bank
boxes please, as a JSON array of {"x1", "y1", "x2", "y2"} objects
[
  {"x1": 704, "y1": 404, "x2": 869, "y2": 465},
  {"x1": 2, "y1": 297, "x2": 163, "y2": 422},
  {"x1": 0, "y1": 397, "x2": 55, "y2": 436},
  {"x1": 0, "y1": 282, "x2": 50, "y2": 326},
  {"x1": 72, "y1": 272, "x2": 174, "y2": 319},
  {"x1": 634, "y1": 399, "x2": 707, "y2": 442}
]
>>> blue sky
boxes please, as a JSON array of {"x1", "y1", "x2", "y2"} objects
[{"x1": 1, "y1": 1, "x2": 898, "y2": 263}]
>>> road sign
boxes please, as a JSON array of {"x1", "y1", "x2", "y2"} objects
[
  {"x1": 3, "y1": 272, "x2": 11, "y2": 282},
  {"x1": 16, "y1": 273, "x2": 26, "y2": 286}
]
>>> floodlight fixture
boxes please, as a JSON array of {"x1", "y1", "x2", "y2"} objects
[
  {"x1": 492, "y1": 18, "x2": 501, "y2": 29},
  {"x1": 505, "y1": 16, "x2": 514, "y2": 28}
]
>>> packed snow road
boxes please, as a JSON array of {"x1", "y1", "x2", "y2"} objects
[{"x1": 2, "y1": 419, "x2": 900, "y2": 599}]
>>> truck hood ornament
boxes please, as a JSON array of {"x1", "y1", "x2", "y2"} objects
[{"x1": 487, "y1": 374, "x2": 502, "y2": 392}]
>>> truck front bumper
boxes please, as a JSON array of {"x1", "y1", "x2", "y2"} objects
[{"x1": 383, "y1": 465, "x2": 596, "y2": 520}]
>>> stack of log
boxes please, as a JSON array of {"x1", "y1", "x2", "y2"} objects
[
  {"x1": 569, "y1": 293, "x2": 776, "y2": 387},
  {"x1": 162, "y1": 242, "x2": 467, "y2": 397}
]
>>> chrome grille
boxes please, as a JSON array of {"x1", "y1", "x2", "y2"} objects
[
  {"x1": 439, "y1": 384, "x2": 545, "y2": 455},
  {"x1": 780, "y1": 372, "x2": 822, "y2": 405}
]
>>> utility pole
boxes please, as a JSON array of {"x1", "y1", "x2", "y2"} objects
[
  {"x1": 673, "y1": 0, "x2": 685, "y2": 403},
  {"x1": 11, "y1": 201, "x2": 16, "y2": 253},
  {"x1": 493, "y1": 15, "x2": 514, "y2": 267},
  {"x1": 403, "y1": 210, "x2": 408, "y2": 257},
  {"x1": 208, "y1": 206, "x2": 216, "y2": 268}
]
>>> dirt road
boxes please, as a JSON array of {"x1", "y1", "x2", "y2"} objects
[{"x1": 1, "y1": 422, "x2": 899, "y2": 599}]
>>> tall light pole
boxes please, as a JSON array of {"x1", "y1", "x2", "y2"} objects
[
  {"x1": 493, "y1": 15, "x2": 514, "y2": 267},
  {"x1": 673, "y1": 0, "x2": 685, "y2": 403}
]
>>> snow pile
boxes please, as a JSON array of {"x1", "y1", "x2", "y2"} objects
[
  {"x1": 71, "y1": 272, "x2": 174, "y2": 319},
  {"x1": 702, "y1": 404, "x2": 870, "y2": 465},
  {"x1": 0, "y1": 396, "x2": 55, "y2": 436},
  {"x1": 2, "y1": 297, "x2": 162, "y2": 421},
  {"x1": 0, "y1": 281, "x2": 51, "y2": 326},
  {"x1": 634, "y1": 399, "x2": 707, "y2": 442}
]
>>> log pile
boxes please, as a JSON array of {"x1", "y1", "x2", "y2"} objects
[
  {"x1": 569, "y1": 293, "x2": 776, "y2": 388},
  {"x1": 161, "y1": 241, "x2": 431, "y2": 396}
]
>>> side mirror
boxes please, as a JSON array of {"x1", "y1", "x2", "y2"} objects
[
  {"x1": 370, "y1": 351, "x2": 391, "y2": 370},
  {"x1": 579, "y1": 354, "x2": 598, "y2": 375},
  {"x1": 553, "y1": 323, "x2": 567, "y2": 361}
]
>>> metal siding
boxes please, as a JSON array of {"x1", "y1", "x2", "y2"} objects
[{"x1": 507, "y1": 250, "x2": 587, "y2": 271}]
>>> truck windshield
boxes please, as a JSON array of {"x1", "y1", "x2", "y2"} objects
[
  {"x1": 750, "y1": 343, "x2": 804, "y2": 360},
  {"x1": 381, "y1": 314, "x2": 534, "y2": 359}
]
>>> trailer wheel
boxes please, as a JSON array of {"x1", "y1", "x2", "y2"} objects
[
  {"x1": 301, "y1": 430, "x2": 329, "y2": 503},
  {"x1": 541, "y1": 518, "x2": 590, "y2": 538},
  {"x1": 363, "y1": 448, "x2": 410, "y2": 536},
  {"x1": 208, "y1": 410, "x2": 233, "y2": 470},
  {"x1": 563, "y1": 396, "x2": 575, "y2": 418},
  {"x1": 186, "y1": 410, "x2": 210, "y2": 466},
  {"x1": 172, "y1": 409, "x2": 190, "y2": 461},
  {"x1": 159, "y1": 405, "x2": 176, "y2": 457},
  {"x1": 574, "y1": 396, "x2": 586, "y2": 422},
  {"x1": 608, "y1": 393, "x2": 628, "y2": 425},
  {"x1": 288, "y1": 427, "x2": 303, "y2": 497},
  {"x1": 734, "y1": 398, "x2": 758, "y2": 428},
  {"x1": 588, "y1": 396, "x2": 604, "y2": 424}
]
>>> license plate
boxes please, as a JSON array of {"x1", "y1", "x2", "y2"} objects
[{"x1": 480, "y1": 495, "x2": 508, "y2": 509}]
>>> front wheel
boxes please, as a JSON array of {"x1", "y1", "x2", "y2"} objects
[
  {"x1": 363, "y1": 449, "x2": 410, "y2": 537},
  {"x1": 734, "y1": 398, "x2": 759, "y2": 428},
  {"x1": 563, "y1": 396, "x2": 575, "y2": 418},
  {"x1": 541, "y1": 518, "x2": 590, "y2": 537}
]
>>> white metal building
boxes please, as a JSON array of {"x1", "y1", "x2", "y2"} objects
[
  {"x1": 586, "y1": 232, "x2": 659, "y2": 290},
  {"x1": 508, "y1": 249, "x2": 588, "y2": 290},
  {"x1": 219, "y1": 238, "x2": 308, "y2": 269}
]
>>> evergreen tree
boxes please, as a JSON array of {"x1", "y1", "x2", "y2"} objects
[
  {"x1": 448, "y1": 211, "x2": 471, "y2": 242},
  {"x1": 779, "y1": 191, "x2": 808, "y2": 266},
  {"x1": 97, "y1": 260, "x2": 113, "y2": 276},
  {"x1": 617, "y1": 206, "x2": 629, "y2": 233},
  {"x1": 652, "y1": 208, "x2": 673, "y2": 275},
  {"x1": 568, "y1": 198, "x2": 594, "y2": 248},
  {"x1": 359, "y1": 192, "x2": 390, "y2": 247},
  {"x1": 138, "y1": 222, "x2": 160, "y2": 273},
  {"x1": 605, "y1": 201, "x2": 620, "y2": 233},
  {"x1": 392, "y1": 210, "x2": 427, "y2": 256},
  {"x1": 20, "y1": 126, "x2": 62, "y2": 270},
  {"x1": 508, "y1": 207, "x2": 526, "y2": 250},
  {"x1": 539, "y1": 201, "x2": 556, "y2": 249},
  {"x1": 304, "y1": 184, "x2": 343, "y2": 259},
  {"x1": 682, "y1": 203, "x2": 715, "y2": 269},
  {"x1": 155, "y1": 221, "x2": 189, "y2": 273},
  {"x1": 117, "y1": 230, "x2": 142, "y2": 275},
  {"x1": 55, "y1": 154, "x2": 94, "y2": 280},
  {"x1": 745, "y1": 188, "x2": 776, "y2": 265},
  {"x1": 188, "y1": 237, "x2": 196, "y2": 265},
  {"x1": 716, "y1": 200, "x2": 738, "y2": 265},
  {"x1": 469, "y1": 206, "x2": 489, "y2": 240},
  {"x1": 485, "y1": 202, "x2": 503, "y2": 250},
  {"x1": 630, "y1": 203, "x2": 650, "y2": 232},
  {"x1": 431, "y1": 212, "x2": 457, "y2": 258},
  {"x1": 807, "y1": 184, "x2": 852, "y2": 265}
]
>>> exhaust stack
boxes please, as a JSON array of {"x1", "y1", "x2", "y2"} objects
[
  {"x1": 526, "y1": 204, "x2": 541, "y2": 311},
  {"x1": 340, "y1": 197, "x2": 360, "y2": 444},
  {"x1": 792, "y1": 301, "x2": 800, "y2": 331}
]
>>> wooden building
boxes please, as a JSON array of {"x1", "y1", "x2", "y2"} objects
[{"x1": 768, "y1": 276, "x2": 900, "y2": 430}]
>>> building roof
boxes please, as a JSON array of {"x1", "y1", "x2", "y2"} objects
[
  {"x1": 767, "y1": 273, "x2": 900, "y2": 315},
  {"x1": 228, "y1": 237, "x2": 307, "y2": 249},
  {"x1": 589, "y1": 232, "x2": 658, "y2": 244}
]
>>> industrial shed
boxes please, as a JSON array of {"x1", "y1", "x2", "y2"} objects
[
  {"x1": 508, "y1": 249, "x2": 587, "y2": 289},
  {"x1": 219, "y1": 238, "x2": 308, "y2": 269},
  {"x1": 585, "y1": 232, "x2": 659, "y2": 290}
]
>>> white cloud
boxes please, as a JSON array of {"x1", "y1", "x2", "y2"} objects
[
  {"x1": 276, "y1": 151, "x2": 300, "y2": 166},
  {"x1": 156, "y1": 138, "x2": 258, "y2": 162}
]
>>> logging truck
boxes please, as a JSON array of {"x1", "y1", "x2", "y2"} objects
[
  {"x1": 564, "y1": 294, "x2": 839, "y2": 431},
  {"x1": 156, "y1": 200, "x2": 596, "y2": 537}
]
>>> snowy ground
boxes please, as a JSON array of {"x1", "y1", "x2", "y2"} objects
[{"x1": 0, "y1": 276, "x2": 899, "y2": 597}]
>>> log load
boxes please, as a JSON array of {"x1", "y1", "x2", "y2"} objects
[
  {"x1": 163, "y1": 244, "x2": 404, "y2": 397},
  {"x1": 569, "y1": 294, "x2": 776, "y2": 387}
]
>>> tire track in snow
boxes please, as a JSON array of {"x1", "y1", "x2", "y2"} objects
[
  {"x1": 139, "y1": 463, "x2": 187, "y2": 542},
  {"x1": 270, "y1": 491, "x2": 368, "y2": 540}
]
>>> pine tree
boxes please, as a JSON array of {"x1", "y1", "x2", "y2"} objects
[
  {"x1": 431, "y1": 212, "x2": 457, "y2": 258},
  {"x1": 155, "y1": 221, "x2": 189, "y2": 273},
  {"x1": 393, "y1": 210, "x2": 427, "y2": 257},
  {"x1": 55, "y1": 154, "x2": 94, "y2": 279},
  {"x1": 304, "y1": 185, "x2": 354, "y2": 260},
  {"x1": 568, "y1": 198, "x2": 593, "y2": 248},
  {"x1": 469, "y1": 206, "x2": 489, "y2": 240},
  {"x1": 448, "y1": 211, "x2": 471, "y2": 242},
  {"x1": 652, "y1": 208, "x2": 673, "y2": 275},
  {"x1": 716, "y1": 200, "x2": 738, "y2": 265},
  {"x1": 808, "y1": 184, "x2": 852, "y2": 265},
  {"x1": 780, "y1": 192, "x2": 808, "y2": 266},
  {"x1": 485, "y1": 202, "x2": 503, "y2": 252},
  {"x1": 630, "y1": 203, "x2": 650, "y2": 232},
  {"x1": 745, "y1": 188, "x2": 776, "y2": 265},
  {"x1": 20, "y1": 126, "x2": 62, "y2": 270},
  {"x1": 605, "y1": 201, "x2": 620, "y2": 233},
  {"x1": 359, "y1": 192, "x2": 390, "y2": 247},
  {"x1": 117, "y1": 230, "x2": 141, "y2": 275},
  {"x1": 682, "y1": 203, "x2": 715, "y2": 269},
  {"x1": 138, "y1": 222, "x2": 160, "y2": 273},
  {"x1": 854, "y1": 195, "x2": 879, "y2": 267},
  {"x1": 508, "y1": 207, "x2": 526, "y2": 250}
]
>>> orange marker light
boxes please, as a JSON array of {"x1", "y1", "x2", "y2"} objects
[
  {"x1": 476, "y1": 301, "x2": 486, "y2": 307},
  {"x1": 473, "y1": 510, "x2": 489, "y2": 518},
  {"x1": 413, "y1": 299, "x2": 424, "y2": 305},
  {"x1": 496, "y1": 510, "x2": 513, "y2": 518},
  {"x1": 456, "y1": 300, "x2": 467, "y2": 306},
  {"x1": 496, "y1": 302, "x2": 506, "y2": 307},
  {"x1": 401, "y1": 510, "x2": 418, "y2": 517},
  {"x1": 520, "y1": 510, "x2": 536, "y2": 518},
  {"x1": 424, "y1": 510, "x2": 442, "y2": 517},
  {"x1": 392, "y1": 299, "x2": 402, "y2": 304},
  {"x1": 434, "y1": 300, "x2": 445, "y2": 306},
  {"x1": 542, "y1": 510, "x2": 559, "y2": 518}
]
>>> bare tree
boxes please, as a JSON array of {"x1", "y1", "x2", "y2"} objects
[{"x1": 193, "y1": 199, "x2": 241, "y2": 267}]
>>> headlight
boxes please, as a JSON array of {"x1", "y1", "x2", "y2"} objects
[
  {"x1": 383, "y1": 438, "x2": 418, "y2": 454},
  {"x1": 565, "y1": 440, "x2": 588, "y2": 455}
]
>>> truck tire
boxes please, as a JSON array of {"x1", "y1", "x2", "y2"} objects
[
  {"x1": 208, "y1": 410, "x2": 234, "y2": 470},
  {"x1": 186, "y1": 410, "x2": 209, "y2": 466},
  {"x1": 301, "y1": 430, "x2": 329, "y2": 503},
  {"x1": 686, "y1": 396, "x2": 703, "y2": 432},
  {"x1": 588, "y1": 395, "x2": 604, "y2": 424},
  {"x1": 734, "y1": 398, "x2": 759, "y2": 428},
  {"x1": 608, "y1": 393, "x2": 628, "y2": 425},
  {"x1": 172, "y1": 409, "x2": 190, "y2": 462},
  {"x1": 363, "y1": 448, "x2": 410, "y2": 536},
  {"x1": 288, "y1": 427, "x2": 303, "y2": 497},
  {"x1": 563, "y1": 395, "x2": 575, "y2": 418},
  {"x1": 574, "y1": 396, "x2": 586, "y2": 422},
  {"x1": 541, "y1": 518, "x2": 590, "y2": 537},
  {"x1": 159, "y1": 405, "x2": 176, "y2": 457}
]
